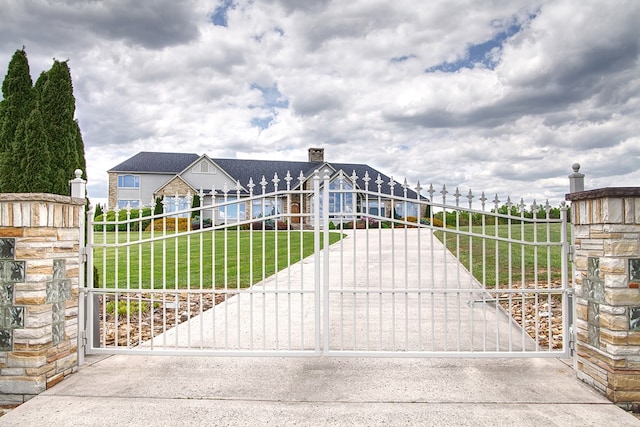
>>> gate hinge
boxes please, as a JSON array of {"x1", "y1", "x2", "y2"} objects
[
  {"x1": 568, "y1": 325, "x2": 576, "y2": 356},
  {"x1": 567, "y1": 245, "x2": 575, "y2": 262},
  {"x1": 81, "y1": 330, "x2": 87, "y2": 348},
  {"x1": 80, "y1": 246, "x2": 88, "y2": 263}
]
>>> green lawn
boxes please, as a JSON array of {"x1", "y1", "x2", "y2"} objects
[
  {"x1": 92, "y1": 230, "x2": 342, "y2": 289},
  {"x1": 435, "y1": 222, "x2": 568, "y2": 287}
]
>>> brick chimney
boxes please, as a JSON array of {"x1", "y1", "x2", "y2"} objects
[{"x1": 308, "y1": 147, "x2": 324, "y2": 162}]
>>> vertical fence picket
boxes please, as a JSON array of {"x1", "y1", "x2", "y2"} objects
[
  {"x1": 519, "y1": 198, "x2": 527, "y2": 350},
  {"x1": 466, "y1": 189, "x2": 474, "y2": 351}
]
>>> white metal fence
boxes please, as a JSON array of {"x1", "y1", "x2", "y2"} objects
[{"x1": 84, "y1": 169, "x2": 571, "y2": 357}]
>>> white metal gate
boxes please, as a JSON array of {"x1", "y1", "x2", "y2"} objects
[{"x1": 83, "y1": 169, "x2": 571, "y2": 357}]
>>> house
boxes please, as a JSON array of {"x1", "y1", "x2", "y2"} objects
[{"x1": 107, "y1": 148, "x2": 424, "y2": 225}]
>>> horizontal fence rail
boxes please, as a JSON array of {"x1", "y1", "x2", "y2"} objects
[{"x1": 84, "y1": 169, "x2": 571, "y2": 358}]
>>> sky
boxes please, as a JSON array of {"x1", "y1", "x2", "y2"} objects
[{"x1": 1, "y1": 0, "x2": 639, "y2": 209}]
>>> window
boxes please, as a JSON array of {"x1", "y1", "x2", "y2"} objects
[
  {"x1": 193, "y1": 161, "x2": 215, "y2": 174},
  {"x1": 218, "y1": 197, "x2": 246, "y2": 222},
  {"x1": 395, "y1": 202, "x2": 419, "y2": 219},
  {"x1": 164, "y1": 196, "x2": 190, "y2": 217},
  {"x1": 364, "y1": 201, "x2": 386, "y2": 218},
  {"x1": 311, "y1": 177, "x2": 356, "y2": 222},
  {"x1": 328, "y1": 179, "x2": 354, "y2": 214},
  {"x1": 117, "y1": 200, "x2": 140, "y2": 209},
  {"x1": 252, "y1": 198, "x2": 282, "y2": 218},
  {"x1": 118, "y1": 175, "x2": 140, "y2": 188}
]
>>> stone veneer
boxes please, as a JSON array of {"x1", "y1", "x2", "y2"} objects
[
  {"x1": 156, "y1": 176, "x2": 193, "y2": 199},
  {"x1": 0, "y1": 193, "x2": 84, "y2": 406},
  {"x1": 566, "y1": 187, "x2": 640, "y2": 409},
  {"x1": 107, "y1": 172, "x2": 117, "y2": 211}
]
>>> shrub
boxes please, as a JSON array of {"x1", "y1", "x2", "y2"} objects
[
  {"x1": 339, "y1": 220, "x2": 366, "y2": 229},
  {"x1": 106, "y1": 300, "x2": 159, "y2": 316},
  {"x1": 431, "y1": 217, "x2": 444, "y2": 227},
  {"x1": 145, "y1": 217, "x2": 191, "y2": 232},
  {"x1": 402, "y1": 216, "x2": 419, "y2": 228},
  {"x1": 94, "y1": 208, "x2": 152, "y2": 231},
  {"x1": 363, "y1": 217, "x2": 380, "y2": 228},
  {"x1": 250, "y1": 219, "x2": 274, "y2": 230},
  {"x1": 191, "y1": 217, "x2": 212, "y2": 230}
]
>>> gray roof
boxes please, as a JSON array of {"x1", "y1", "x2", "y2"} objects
[
  {"x1": 109, "y1": 152, "x2": 200, "y2": 174},
  {"x1": 110, "y1": 152, "x2": 420, "y2": 198},
  {"x1": 214, "y1": 158, "x2": 419, "y2": 198}
]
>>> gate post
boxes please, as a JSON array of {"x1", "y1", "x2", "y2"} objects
[
  {"x1": 566, "y1": 180, "x2": 640, "y2": 410},
  {"x1": 70, "y1": 170, "x2": 87, "y2": 365},
  {"x1": 0, "y1": 192, "x2": 85, "y2": 406}
]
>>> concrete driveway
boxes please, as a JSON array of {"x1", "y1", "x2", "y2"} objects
[
  {"x1": 0, "y1": 354, "x2": 637, "y2": 426},
  {"x1": 1, "y1": 230, "x2": 637, "y2": 426}
]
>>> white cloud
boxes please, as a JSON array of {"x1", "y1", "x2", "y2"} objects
[{"x1": 0, "y1": 0, "x2": 638, "y2": 208}]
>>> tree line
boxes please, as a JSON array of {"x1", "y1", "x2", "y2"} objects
[{"x1": 0, "y1": 48, "x2": 86, "y2": 195}]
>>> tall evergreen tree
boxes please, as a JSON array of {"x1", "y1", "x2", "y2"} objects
[
  {"x1": 36, "y1": 60, "x2": 78, "y2": 195},
  {"x1": 191, "y1": 193, "x2": 201, "y2": 218},
  {"x1": 0, "y1": 49, "x2": 34, "y2": 152},
  {"x1": 0, "y1": 50, "x2": 87, "y2": 196},
  {"x1": 14, "y1": 106, "x2": 52, "y2": 192},
  {"x1": 72, "y1": 120, "x2": 87, "y2": 180},
  {"x1": 0, "y1": 49, "x2": 35, "y2": 191}
]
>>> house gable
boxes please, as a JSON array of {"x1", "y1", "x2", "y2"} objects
[
  {"x1": 179, "y1": 155, "x2": 241, "y2": 193},
  {"x1": 155, "y1": 175, "x2": 196, "y2": 199}
]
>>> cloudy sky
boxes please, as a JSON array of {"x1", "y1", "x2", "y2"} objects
[{"x1": 1, "y1": 0, "x2": 639, "y2": 207}]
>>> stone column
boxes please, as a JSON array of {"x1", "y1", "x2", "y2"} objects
[
  {"x1": 566, "y1": 187, "x2": 640, "y2": 410},
  {"x1": 0, "y1": 193, "x2": 85, "y2": 406}
]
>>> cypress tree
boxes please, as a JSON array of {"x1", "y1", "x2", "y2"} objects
[
  {"x1": 0, "y1": 131, "x2": 22, "y2": 191},
  {"x1": 154, "y1": 197, "x2": 164, "y2": 215},
  {"x1": 191, "y1": 193, "x2": 201, "y2": 218},
  {"x1": 72, "y1": 120, "x2": 87, "y2": 180},
  {"x1": 0, "y1": 49, "x2": 34, "y2": 152},
  {"x1": 94, "y1": 203, "x2": 103, "y2": 218},
  {"x1": 0, "y1": 49, "x2": 35, "y2": 191},
  {"x1": 14, "y1": 106, "x2": 52, "y2": 192},
  {"x1": 36, "y1": 60, "x2": 78, "y2": 195},
  {"x1": 0, "y1": 50, "x2": 87, "y2": 196}
]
